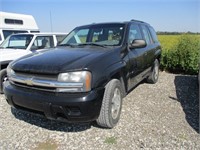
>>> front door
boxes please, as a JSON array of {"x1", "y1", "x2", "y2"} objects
[{"x1": 126, "y1": 24, "x2": 146, "y2": 90}]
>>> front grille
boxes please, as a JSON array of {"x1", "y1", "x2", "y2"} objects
[
  {"x1": 14, "y1": 72, "x2": 58, "y2": 80},
  {"x1": 9, "y1": 71, "x2": 83, "y2": 92},
  {"x1": 11, "y1": 81, "x2": 57, "y2": 92},
  {"x1": 9, "y1": 71, "x2": 58, "y2": 92}
]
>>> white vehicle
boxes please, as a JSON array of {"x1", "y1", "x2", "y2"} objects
[
  {"x1": 0, "y1": 11, "x2": 39, "y2": 44},
  {"x1": 0, "y1": 32, "x2": 67, "y2": 93}
]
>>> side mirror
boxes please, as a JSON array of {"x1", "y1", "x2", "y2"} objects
[
  {"x1": 129, "y1": 39, "x2": 146, "y2": 49},
  {"x1": 30, "y1": 45, "x2": 39, "y2": 50}
]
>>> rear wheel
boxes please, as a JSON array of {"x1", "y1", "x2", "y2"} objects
[
  {"x1": 96, "y1": 79, "x2": 123, "y2": 128},
  {"x1": 0, "y1": 69, "x2": 7, "y2": 94},
  {"x1": 147, "y1": 59, "x2": 159, "y2": 84}
]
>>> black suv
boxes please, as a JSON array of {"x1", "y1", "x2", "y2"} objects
[{"x1": 4, "y1": 20, "x2": 161, "y2": 128}]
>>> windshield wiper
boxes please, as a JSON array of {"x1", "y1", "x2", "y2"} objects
[
  {"x1": 77, "y1": 43, "x2": 106, "y2": 48},
  {"x1": 6, "y1": 46, "x2": 16, "y2": 49},
  {"x1": 58, "y1": 43, "x2": 73, "y2": 47}
]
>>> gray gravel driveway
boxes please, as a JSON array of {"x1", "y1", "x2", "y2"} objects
[{"x1": 0, "y1": 72, "x2": 199, "y2": 149}]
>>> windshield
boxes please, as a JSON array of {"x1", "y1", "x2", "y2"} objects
[
  {"x1": 0, "y1": 34, "x2": 33, "y2": 49},
  {"x1": 59, "y1": 23, "x2": 125, "y2": 46}
]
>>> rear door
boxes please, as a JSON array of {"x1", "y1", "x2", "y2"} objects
[{"x1": 140, "y1": 25, "x2": 156, "y2": 70}]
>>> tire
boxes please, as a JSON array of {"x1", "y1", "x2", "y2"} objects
[
  {"x1": 0, "y1": 69, "x2": 7, "y2": 94},
  {"x1": 96, "y1": 79, "x2": 123, "y2": 128},
  {"x1": 147, "y1": 59, "x2": 159, "y2": 84}
]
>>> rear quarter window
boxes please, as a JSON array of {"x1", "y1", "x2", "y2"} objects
[
  {"x1": 149, "y1": 26, "x2": 159, "y2": 43},
  {"x1": 141, "y1": 25, "x2": 152, "y2": 45}
]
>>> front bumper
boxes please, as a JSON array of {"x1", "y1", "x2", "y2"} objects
[{"x1": 4, "y1": 81, "x2": 104, "y2": 123}]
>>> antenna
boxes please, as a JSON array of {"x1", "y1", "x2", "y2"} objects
[{"x1": 50, "y1": 11, "x2": 53, "y2": 32}]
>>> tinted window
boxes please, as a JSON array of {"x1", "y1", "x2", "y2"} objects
[
  {"x1": 141, "y1": 25, "x2": 153, "y2": 45},
  {"x1": 2, "y1": 30, "x2": 28, "y2": 39},
  {"x1": 30, "y1": 31, "x2": 40, "y2": 33},
  {"x1": 149, "y1": 26, "x2": 159, "y2": 43},
  {"x1": 5, "y1": 19, "x2": 23, "y2": 25},
  {"x1": 128, "y1": 24, "x2": 142, "y2": 44}
]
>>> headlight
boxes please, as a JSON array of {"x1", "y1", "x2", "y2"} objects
[
  {"x1": 57, "y1": 71, "x2": 91, "y2": 92},
  {"x1": 6, "y1": 65, "x2": 15, "y2": 77}
]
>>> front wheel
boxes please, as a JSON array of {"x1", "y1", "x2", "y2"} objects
[
  {"x1": 0, "y1": 69, "x2": 7, "y2": 94},
  {"x1": 96, "y1": 79, "x2": 123, "y2": 128},
  {"x1": 147, "y1": 59, "x2": 159, "y2": 84}
]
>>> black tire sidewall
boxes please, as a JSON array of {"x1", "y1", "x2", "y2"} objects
[
  {"x1": 147, "y1": 59, "x2": 159, "y2": 84},
  {"x1": 97, "y1": 79, "x2": 123, "y2": 128},
  {"x1": 152, "y1": 59, "x2": 159, "y2": 83},
  {"x1": 107, "y1": 80, "x2": 123, "y2": 126},
  {"x1": 0, "y1": 69, "x2": 7, "y2": 93}
]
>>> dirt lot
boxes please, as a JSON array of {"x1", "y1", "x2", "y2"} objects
[{"x1": 0, "y1": 72, "x2": 199, "y2": 150}]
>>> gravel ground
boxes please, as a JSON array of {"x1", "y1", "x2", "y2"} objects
[{"x1": 0, "y1": 72, "x2": 199, "y2": 150}]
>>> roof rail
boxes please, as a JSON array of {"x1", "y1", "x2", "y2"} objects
[{"x1": 130, "y1": 19, "x2": 145, "y2": 23}]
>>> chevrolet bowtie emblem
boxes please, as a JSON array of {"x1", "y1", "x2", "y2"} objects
[{"x1": 25, "y1": 78, "x2": 34, "y2": 86}]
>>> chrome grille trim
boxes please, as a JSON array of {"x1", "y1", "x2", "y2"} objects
[
  {"x1": 11, "y1": 81, "x2": 57, "y2": 92},
  {"x1": 9, "y1": 74, "x2": 83, "y2": 88}
]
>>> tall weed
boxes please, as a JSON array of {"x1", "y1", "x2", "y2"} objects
[{"x1": 160, "y1": 34, "x2": 200, "y2": 74}]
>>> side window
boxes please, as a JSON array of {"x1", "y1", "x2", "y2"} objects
[
  {"x1": 31, "y1": 36, "x2": 54, "y2": 50},
  {"x1": 149, "y1": 26, "x2": 159, "y2": 43},
  {"x1": 128, "y1": 24, "x2": 142, "y2": 44},
  {"x1": 30, "y1": 31, "x2": 40, "y2": 33},
  {"x1": 141, "y1": 25, "x2": 153, "y2": 45},
  {"x1": 2, "y1": 30, "x2": 28, "y2": 39},
  {"x1": 56, "y1": 35, "x2": 67, "y2": 44}
]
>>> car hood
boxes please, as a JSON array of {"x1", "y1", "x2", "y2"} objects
[
  {"x1": 11, "y1": 47, "x2": 114, "y2": 74},
  {"x1": 0, "y1": 48, "x2": 30, "y2": 62}
]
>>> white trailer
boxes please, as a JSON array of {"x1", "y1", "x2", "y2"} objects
[{"x1": 0, "y1": 11, "x2": 39, "y2": 44}]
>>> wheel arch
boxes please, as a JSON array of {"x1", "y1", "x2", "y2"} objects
[
  {"x1": 155, "y1": 48, "x2": 161, "y2": 63},
  {"x1": 104, "y1": 61, "x2": 128, "y2": 97},
  {"x1": 1, "y1": 61, "x2": 10, "y2": 70}
]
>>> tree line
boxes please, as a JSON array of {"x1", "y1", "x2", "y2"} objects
[{"x1": 157, "y1": 31, "x2": 200, "y2": 35}]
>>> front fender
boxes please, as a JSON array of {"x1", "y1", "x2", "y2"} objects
[
  {"x1": 102, "y1": 61, "x2": 127, "y2": 87},
  {"x1": 0, "y1": 60, "x2": 12, "y2": 69}
]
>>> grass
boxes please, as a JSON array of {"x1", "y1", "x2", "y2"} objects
[
  {"x1": 158, "y1": 35, "x2": 180, "y2": 50},
  {"x1": 33, "y1": 139, "x2": 58, "y2": 150},
  {"x1": 158, "y1": 34, "x2": 200, "y2": 51},
  {"x1": 104, "y1": 136, "x2": 117, "y2": 144}
]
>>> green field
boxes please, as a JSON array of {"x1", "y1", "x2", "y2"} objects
[
  {"x1": 158, "y1": 35, "x2": 180, "y2": 50},
  {"x1": 158, "y1": 34, "x2": 200, "y2": 50}
]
